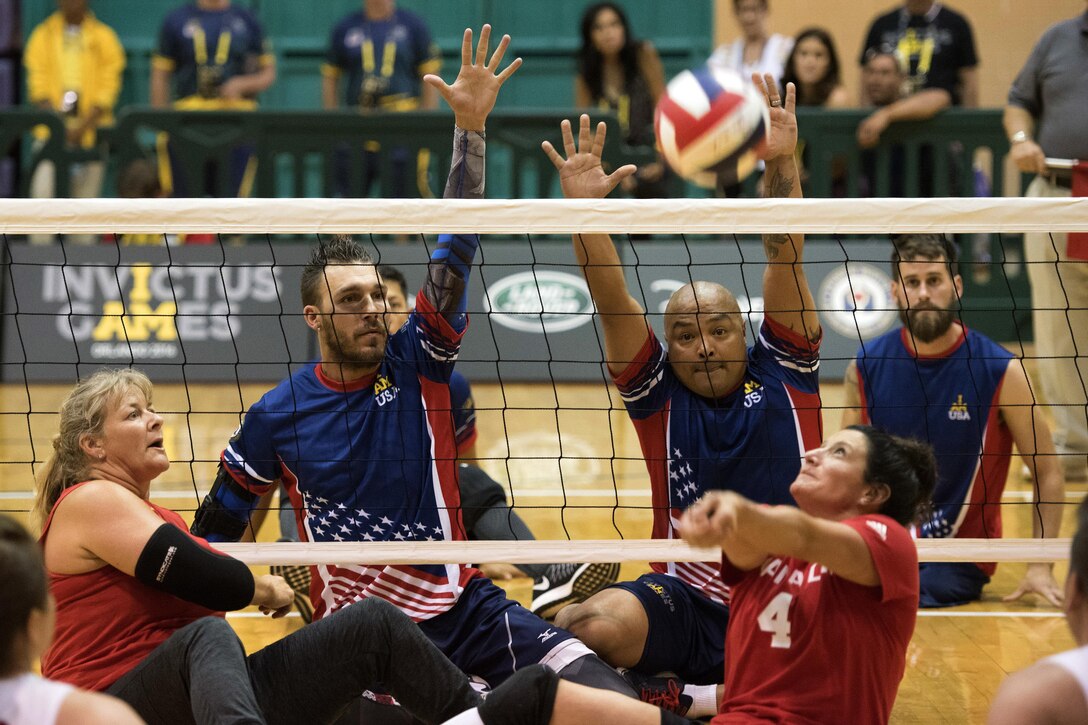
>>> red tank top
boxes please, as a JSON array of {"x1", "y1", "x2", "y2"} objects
[{"x1": 39, "y1": 482, "x2": 224, "y2": 691}]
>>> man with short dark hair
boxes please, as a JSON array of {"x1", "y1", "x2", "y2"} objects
[
  {"x1": 859, "y1": 0, "x2": 978, "y2": 107},
  {"x1": 856, "y1": 44, "x2": 952, "y2": 151},
  {"x1": 842, "y1": 234, "x2": 1065, "y2": 607},
  {"x1": 190, "y1": 27, "x2": 636, "y2": 702}
]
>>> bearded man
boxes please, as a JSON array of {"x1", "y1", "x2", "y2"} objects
[{"x1": 842, "y1": 234, "x2": 1065, "y2": 608}]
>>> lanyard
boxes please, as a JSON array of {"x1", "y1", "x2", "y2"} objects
[
  {"x1": 362, "y1": 38, "x2": 397, "y2": 79},
  {"x1": 192, "y1": 25, "x2": 231, "y2": 67}
]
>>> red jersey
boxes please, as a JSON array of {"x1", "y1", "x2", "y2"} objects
[
  {"x1": 715, "y1": 514, "x2": 918, "y2": 724},
  {"x1": 40, "y1": 483, "x2": 223, "y2": 691}
]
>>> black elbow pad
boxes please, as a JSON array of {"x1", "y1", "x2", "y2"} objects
[
  {"x1": 190, "y1": 465, "x2": 260, "y2": 542},
  {"x1": 135, "y1": 523, "x2": 255, "y2": 611}
]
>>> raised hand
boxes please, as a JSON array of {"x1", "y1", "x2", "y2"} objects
[
  {"x1": 752, "y1": 72, "x2": 797, "y2": 160},
  {"x1": 541, "y1": 114, "x2": 637, "y2": 199},
  {"x1": 424, "y1": 25, "x2": 522, "y2": 132}
]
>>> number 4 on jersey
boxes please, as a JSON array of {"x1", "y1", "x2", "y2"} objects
[{"x1": 757, "y1": 592, "x2": 794, "y2": 648}]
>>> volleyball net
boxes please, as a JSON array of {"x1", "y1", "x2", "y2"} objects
[{"x1": 1, "y1": 196, "x2": 1086, "y2": 566}]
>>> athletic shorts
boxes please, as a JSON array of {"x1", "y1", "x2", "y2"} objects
[
  {"x1": 611, "y1": 572, "x2": 729, "y2": 685},
  {"x1": 420, "y1": 577, "x2": 594, "y2": 688}
]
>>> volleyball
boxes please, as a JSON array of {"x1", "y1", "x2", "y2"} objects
[{"x1": 654, "y1": 66, "x2": 770, "y2": 188}]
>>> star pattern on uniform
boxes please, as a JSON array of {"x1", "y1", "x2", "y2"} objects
[
  {"x1": 298, "y1": 495, "x2": 444, "y2": 546},
  {"x1": 669, "y1": 446, "x2": 699, "y2": 505}
]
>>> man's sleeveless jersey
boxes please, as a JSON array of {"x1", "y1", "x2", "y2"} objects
[
  {"x1": 614, "y1": 316, "x2": 822, "y2": 604},
  {"x1": 154, "y1": 5, "x2": 271, "y2": 103},
  {"x1": 856, "y1": 327, "x2": 1014, "y2": 574},
  {"x1": 715, "y1": 515, "x2": 918, "y2": 724},
  {"x1": 223, "y1": 296, "x2": 478, "y2": 621}
]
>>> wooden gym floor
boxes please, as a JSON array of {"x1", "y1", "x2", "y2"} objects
[{"x1": 3, "y1": 380, "x2": 1082, "y2": 724}]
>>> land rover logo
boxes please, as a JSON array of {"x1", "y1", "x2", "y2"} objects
[
  {"x1": 818, "y1": 262, "x2": 896, "y2": 340},
  {"x1": 484, "y1": 270, "x2": 594, "y2": 333}
]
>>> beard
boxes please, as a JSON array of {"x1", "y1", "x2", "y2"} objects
[
  {"x1": 320, "y1": 322, "x2": 387, "y2": 365},
  {"x1": 899, "y1": 304, "x2": 957, "y2": 343}
]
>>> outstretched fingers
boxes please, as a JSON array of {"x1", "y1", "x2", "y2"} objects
[
  {"x1": 606, "y1": 164, "x2": 638, "y2": 189},
  {"x1": 487, "y1": 31, "x2": 509, "y2": 72},
  {"x1": 590, "y1": 121, "x2": 608, "y2": 159},
  {"x1": 782, "y1": 81, "x2": 796, "y2": 114},
  {"x1": 576, "y1": 114, "x2": 593, "y2": 155},
  {"x1": 561, "y1": 118, "x2": 576, "y2": 158},
  {"x1": 496, "y1": 55, "x2": 522, "y2": 85},
  {"x1": 474, "y1": 23, "x2": 491, "y2": 66},
  {"x1": 541, "y1": 140, "x2": 564, "y2": 170},
  {"x1": 751, "y1": 72, "x2": 769, "y2": 103},
  {"x1": 460, "y1": 27, "x2": 472, "y2": 67}
]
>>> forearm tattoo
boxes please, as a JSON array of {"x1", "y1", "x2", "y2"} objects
[{"x1": 443, "y1": 127, "x2": 486, "y2": 200}]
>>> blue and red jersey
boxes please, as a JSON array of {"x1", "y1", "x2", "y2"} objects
[
  {"x1": 614, "y1": 316, "x2": 823, "y2": 604},
  {"x1": 855, "y1": 326, "x2": 1015, "y2": 575},
  {"x1": 222, "y1": 294, "x2": 478, "y2": 621}
]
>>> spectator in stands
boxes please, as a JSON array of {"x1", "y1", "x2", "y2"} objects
[
  {"x1": 150, "y1": 0, "x2": 276, "y2": 197},
  {"x1": 856, "y1": 44, "x2": 951, "y2": 149},
  {"x1": 575, "y1": 2, "x2": 670, "y2": 199},
  {"x1": 323, "y1": 0, "x2": 441, "y2": 198},
  {"x1": 780, "y1": 27, "x2": 848, "y2": 108},
  {"x1": 708, "y1": 0, "x2": 792, "y2": 86},
  {"x1": 709, "y1": 1, "x2": 790, "y2": 197},
  {"x1": 859, "y1": 0, "x2": 978, "y2": 107},
  {"x1": 842, "y1": 234, "x2": 1065, "y2": 608},
  {"x1": 0, "y1": 513, "x2": 143, "y2": 725},
  {"x1": 780, "y1": 27, "x2": 848, "y2": 194},
  {"x1": 988, "y1": 497, "x2": 1088, "y2": 725},
  {"x1": 23, "y1": 0, "x2": 124, "y2": 244},
  {"x1": 1004, "y1": 5, "x2": 1088, "y2": 484}
]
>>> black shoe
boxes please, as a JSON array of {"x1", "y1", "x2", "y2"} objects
[
  {"x1": 529, "y1": 562, "x2": 620, "y2": 620},
  {"x1": 620, "y1": 669, "x2": 692, "y2": 716}
]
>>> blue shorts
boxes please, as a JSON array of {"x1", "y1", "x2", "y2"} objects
[
  {"x1": 919, "y1": 562, "x2": 990, "y2": 608},
  {"x1": 419, "y1": 577, "x2": 593, "y2": 688},
  {"x1": 612, "y1": 573, "x2": 728, "y2": 685}
]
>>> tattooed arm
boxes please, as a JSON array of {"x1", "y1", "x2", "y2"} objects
[{"x1": 753, "y1": 73, "x2": 821, "y2": 344}]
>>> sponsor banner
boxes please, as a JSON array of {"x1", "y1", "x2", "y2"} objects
[
  {"x1": 1, "y1": 238, "x2": 897, "y2": 384},
  {"x1": 1, "y1": 243, "x2": 316, "y2": 382}
]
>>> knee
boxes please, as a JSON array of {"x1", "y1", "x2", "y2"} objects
[
  {"x1": 554, "y1": 601, "x2": 621, "y2": 650},
  {"x1": 183, "y1": 616, "x2": 243, "y2": 651},
  {"x1": 349, "y1": 596, "x2": 402, "y2": 630}
]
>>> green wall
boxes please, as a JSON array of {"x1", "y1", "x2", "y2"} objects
[{"x1": 21, "y1": 0, "x2": 713, "y2": 110}]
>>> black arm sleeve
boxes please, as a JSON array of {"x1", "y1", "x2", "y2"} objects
[
  {"x1": 190, "y1": 464, "x2": 260, "y2": 542},
  {"x1": 134, "y1": 523, "x2": 255, "y2": 611}
]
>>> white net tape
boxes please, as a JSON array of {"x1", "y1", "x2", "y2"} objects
[
  {"x1": 215, "y1": 538, "x2": 1072, "y2": 566},
  {"x1": 1, "y1": 197, "x2": 1087, "y2": 234}
]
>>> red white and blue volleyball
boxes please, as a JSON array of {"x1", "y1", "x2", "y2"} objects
[{"x1": 655, "y1": 66, "x2": 769, "y2": 188}]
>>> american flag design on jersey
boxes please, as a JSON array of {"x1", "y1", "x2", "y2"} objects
[
  {"x1": 614, "y1": 316, "x2": 823, "y2": 605},
  {"x1": 856, "y1": 326, "x2": 1014, "y2": 576},
  {"x1": 222, "y1": 294, "x2": 479, "y2": 621}
]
